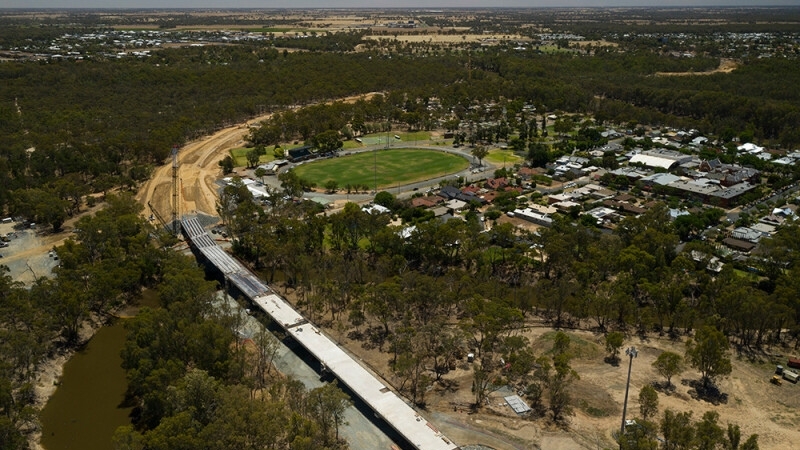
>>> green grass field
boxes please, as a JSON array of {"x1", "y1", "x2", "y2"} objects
[
  {"x1": 485, "y1": 148, "x2": 523, "y2": 165},
  {"x1": 342, "y1": 140, "x2": 362, "y2": 150},
  {"x1": 293, "y1": 148, "x2": 468, "y2": 189},
  {"x1": 398, "y1": 131, "x2": 431, "y2": 142},
  {"x1": 357, "y1": 131, "x2": 432, "y2": 146},
  {"x1": 229, "y1": 148, "x2": 276, "y2": 167}
]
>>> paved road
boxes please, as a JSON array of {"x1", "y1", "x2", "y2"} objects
[{"x1": 725, "y1": 182, "x2": 799, "y2": 224}]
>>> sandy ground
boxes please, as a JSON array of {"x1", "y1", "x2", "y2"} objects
[
  {"x1": 0, "y1": 201, "x2": 105, "y2": 286},
  {"x1": 135, "y1": 121, "x2": 256, "y2": 221},
  {"x1": 656, "y1": 58, "x2": 739, "y2": 76},
  {"x1": 0, "y1": 222, "x2": 60, "y2": 285},
  {"x1": 135, "y1": 93, "x2": 379, "y2": 220},
  {"x1": 314, "y1": 311, "x2": 800, "y2": 450}
]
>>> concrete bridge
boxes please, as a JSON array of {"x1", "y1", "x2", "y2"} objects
[{"x1": 181, "y1": 216, "x2": 459, "y2": 450}]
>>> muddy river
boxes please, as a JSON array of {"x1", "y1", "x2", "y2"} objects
[
  {"x1": 39, "y1": 319, "x2": 131, "y2": 450},
  {"x1": 39, "y1": 291, "x2": 160, "y2": 450},
  {"x1": 39, "y1": 289, "x2": 397, "y2": 450}
]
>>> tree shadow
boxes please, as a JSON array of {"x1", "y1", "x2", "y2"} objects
[
  {"x1": 346, "y1": 329, "x2": 364, "y2": 341},
  {"x1": 733, "y1": 344, "x2": 770, "y2": 364},
  {"x1": 683, "y1": 378, "x2": 728, "y2": 405},
  {"x1": 436, "y1": 378, "x2": 460, "y2": 394},
  {"x1": 652, "y1": 380, "x2": 676, "y2": 395},
  {"x1": 355, "y1": 325, "x2": 386, "y2": 351},
  {"x1": 604, "y1": 355, "x2": 620, "y2": 367}
]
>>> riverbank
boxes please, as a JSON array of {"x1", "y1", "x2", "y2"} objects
[
  {"x1": 30, "y1": 320, "x2": 100, "y2": 450},
  {"x1": 39, "y1": 321, "x2": 133, "y2": 450},
  {"x1": 30, "y1": 295, "x2": 157, "y2": 450}
]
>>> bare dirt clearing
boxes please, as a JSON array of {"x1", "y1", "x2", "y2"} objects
[
  {"x1": 317, "y1": 314, "x2": 800, "y2": 450},
  {"x1": 135, "y1": 93, "x2": 379, "y2": 221},
  {"x1": 135, "y1": 120, "x2": 257, "y2": 222},
  {"x1": 1, "y1": 203, "x2": 105, "y2": 286},
  {"x1": 1, "y1": 222, "x2": 59, "y2": 284},
  {"x1": 656, "y1": 58, "x2": 739, "y2": 76}
]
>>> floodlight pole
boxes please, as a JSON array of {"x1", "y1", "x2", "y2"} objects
[{"x1": 619, "y1": 346, "x2": 638, "y2": 448}]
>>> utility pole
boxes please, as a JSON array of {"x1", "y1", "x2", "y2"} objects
[
  {"x1": 171, "y1": 145, "x2": 179, "y2": 236},
  {"x1": 619, "y1": 346, "x2": 638, "y2": 449}
]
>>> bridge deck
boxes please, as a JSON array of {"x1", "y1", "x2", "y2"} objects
[{"x1": 181, "y1": 216, "x2": 459, "y2": 450}]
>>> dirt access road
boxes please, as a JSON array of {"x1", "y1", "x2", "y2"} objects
[
  {"x1": 135, "y1": 93, "x2": 379, "y2": 221},
  {"x1": 656, "y1": 58, "x2": 738, "y2": 76},
  {"x1": 134, "y1": 120, "x2": 255, "y2": 222}
]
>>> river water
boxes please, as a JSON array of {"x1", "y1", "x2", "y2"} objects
[
  {"x1": 39, "y1": 291, "x2": 160, "y2": 450},
  {"x1": 39, "y1": 320, "x2": 131, "y2": 450},
  {"x1": 39, "y1": 290, "x2": 398, "y2": 450}
]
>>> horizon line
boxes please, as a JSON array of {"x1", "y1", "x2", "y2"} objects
[{"x1": 3, "y1": 5, "x2": 800, "y2": 10}]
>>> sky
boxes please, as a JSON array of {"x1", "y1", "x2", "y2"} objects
[{"x1": 2, "y1": 1, "x2": 800, "y2": 9}]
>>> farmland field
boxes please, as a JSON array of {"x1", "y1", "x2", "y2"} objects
[{"x1": 293, "y1": 148, "x2": 468, "y2": 189}]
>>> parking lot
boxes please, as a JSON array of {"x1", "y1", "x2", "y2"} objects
[{"x1": 0, "y1": 220, "x2": 62, "y2": 286}]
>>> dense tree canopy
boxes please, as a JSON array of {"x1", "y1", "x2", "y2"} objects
[
  {"x1": 4, "y1": 32, "x2": 800, "y2": 220},
  {"x1": 2, "y1": 11, "x2": 799, "y2": 447}
]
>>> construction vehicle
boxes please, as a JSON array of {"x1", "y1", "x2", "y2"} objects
[
  {"x1": 783, "y1": 369, "x2": 800, "y2": 383},
  {"x1": 771, "y1": 375, "x2": 782, "y2": 386}
]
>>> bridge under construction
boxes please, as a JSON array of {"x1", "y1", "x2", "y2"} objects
[{"x1": 181, "y1": 216, "x2": 459, "y2": 450}]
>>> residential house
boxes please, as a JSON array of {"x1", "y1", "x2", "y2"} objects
[
  {"x1": 411, "y1": 195, "x2": 443, "y2": 208},
  {"x1": 759, "y1": 214, "x2": 784, "y2": 227},
  {"x1": 362, "y1": 204, "x2": 391, "y2": 215},
  {"x1": 437, "y1": 185, "x2": 485, "y2": 205},
  {"x1": 750, "y1": 222, "x2": 776, "y2": 235},
  {"x1": 690, "y1": 250, "x2": 724, "y2": 273},
  {"x1": 438, "y1": 185, "x2": 462, "y2": 200},
  {"x1": 602, "y1": 199, "x2": 646, "y2": 215},
  {"x1": 512, "y1": 207, "x2": 553, "y2": 227},
  {"x1": 585, "y1": 206, "x2": 621, "y2": 226},
  {"x1": 722, "y1": 237, "x2": 757, "y2": 252},
  {"x1": 445, "y1": 199, "x2": 468, "y2": 211},
  {"x1": 731, "y1": 227, "x2": 763, "y2": 243},
  {"x1": 431, "y1": 205, "x2": 452, "y2": 217},
  {"x1": 737, "y1": 142, "x2": 764, "y2": 154},
  {"x1": 552, "y1": 200, "x2": 581, "y2": 214}
]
